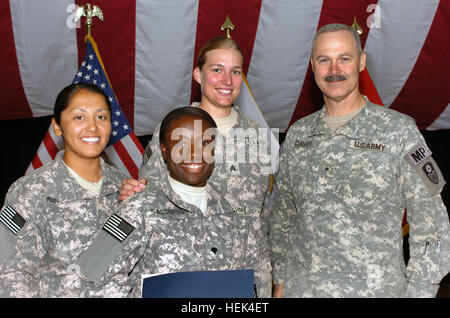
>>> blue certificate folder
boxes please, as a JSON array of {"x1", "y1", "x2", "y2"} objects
[{"x1": 142, "y1": 269, "x2": 254, "y2": 298}]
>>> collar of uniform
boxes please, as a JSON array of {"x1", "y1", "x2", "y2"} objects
[
  {"x1": 98, "y1": 156, "x2": 123, "y2": 197},
  {"x1": 158, "y1": 171, "x2": 204, "y2": 215},
  {"x1": 310, "y1": 97, "x2": 372, "y2": 139},
  {"x1": 45, "y1": 151, "x2": 119, "y2": 203},
  {"x1": 332, "y1": 98, "x2": 373, "y2": 140},
  {"x1": 310, "y1": 106, "x2": 331, "y2": 137}
]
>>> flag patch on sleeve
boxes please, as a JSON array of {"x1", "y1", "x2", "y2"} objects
[
  {"x1": 0, "y1": 205, "x2": 26, "y2": 235},
  {"x1": 102, "y1": 214, "x2": 134, "y2": 242}
]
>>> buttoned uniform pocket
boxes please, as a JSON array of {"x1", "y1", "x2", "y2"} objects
[{"x1": 337, "y1": 146, "x2": 400, "y2": 220}]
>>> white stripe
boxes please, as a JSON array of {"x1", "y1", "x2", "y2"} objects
[
  {"x1": 121, "y1": 135, "x2": 143, "y2": 168},
  {"x1": 103, "y1": 146, "x2": 132, "y2": 178},
  {"x1": 427, "y1": 103, "x2": 450, "y2": 130},
  {"x1": 108, "y1": 214, "x2": 122, "y2": 226},
  {"x1": 245, "y1": 0, "x2": 323, "y2": 131},
  {"x1": 4, "y1": 206, "x2": 16, "y2": 218},
  {"x1": 26, "y1": 126, "x2": 64, "y2": 174},
  {"x1": 364, "y1": 0, "x2": 440, "y2": 108},
  {"x1": 10, "y1": 0, "x2": 78, "y2": 117},
  {"x1": 134, "y1": 0, "x2": 199, "y2": 135},
  {"x1": 35, "y1": 140, "x2": 53, "y2": 165},
  {"x1": 0, "y1": 214, "x2": 19, "y2": 233},
  {"x1": 235, "y1": 78, "x2": 280, "y2": 173},
  {"x1": 104, "y1": 221, "x2": 126, "y2": 238},
  {"x1": 104, "y1": 223, "x2": 126, "y2": 240},
  {"x1": 103, "y1": 226, "x2": 126, "y2": 241}
]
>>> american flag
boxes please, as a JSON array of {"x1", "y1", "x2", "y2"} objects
[{"x1": 25, "y1": 36, "x2": 144, "y2": 178}]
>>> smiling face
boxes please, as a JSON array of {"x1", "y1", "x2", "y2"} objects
[
  {"x1": 160, "y1": 115, "x2": 215, "y2": 187},
  {"x1": 311, "y1": 30, "x2": 366, "y2": 103},
  {"x1": 52, "y1": 89, "x2": 111, "y2": 166},
  {"x1": 193, "y1": 48, "x2": 243, "y2": 114}
]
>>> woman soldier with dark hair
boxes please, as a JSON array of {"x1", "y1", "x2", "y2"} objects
[{"x1": 0, "y1": 83, "x2": 127, "y2": 297}]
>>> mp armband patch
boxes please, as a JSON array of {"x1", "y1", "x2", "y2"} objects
[{"x1": 405, "y1": 144, "x2": 445, "y2": 196}]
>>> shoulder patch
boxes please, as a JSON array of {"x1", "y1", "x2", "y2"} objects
[
  {"x1": 407, "y1": 144, "x2": 431, "y2": 166},
  {"x1": 404, "y1": 146, "x2": 445, "y2": 196},
  {"x1": 102, "y1": 214, "x2": 134, "y2": 242},
  {"x1": 0, "y1": 205, "x2": 26, "y2": 235}
]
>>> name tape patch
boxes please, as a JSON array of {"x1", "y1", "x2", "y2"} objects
[
  {"x1": 407, "y1": 144, "x2": 431, "y2": 166},
  {"x1": 350, "y1": 141, "x2": 387, "y2": 152},
  {"x1": 295, "y1": 140, "x2": 317, "y2": 148},
  {"x1": 102, "y1": 214, "x2": 134, "y2": 242},
  {"x1": 0, "y1": 205, "x2": 26, "y2": 235}
]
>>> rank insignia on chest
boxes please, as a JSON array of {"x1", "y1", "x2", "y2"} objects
[
  {"x1": 0, "y1": 205, "x2": 26, "y2": 235},
  {"x1": 226, "y1": 163, "x2": 240, "y2": 176},
  {"x1": 102, "y1": 214, "x2": 134, "y2": 242},
  {"x1": 45, "y1": 196, "x2": 59, "y2": 204}
]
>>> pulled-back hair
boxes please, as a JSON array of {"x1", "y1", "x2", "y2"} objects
[
  {"x1": 160, "y1": 106, "x2": 217, "y2": 145},
  {"x1": 196, "y1": 36, "x2": 244, "y2": 70},
  {"x1": 53, "y1": 83, "x2": 111, "y2": 125}
]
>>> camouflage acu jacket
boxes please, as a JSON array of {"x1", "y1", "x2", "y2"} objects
[
  {"x1": 270, "y1": 101, "x2": 450, "y2": 297},
  {"x1": 0, "y1": 152, "x2": 126, "y2": 297},
  {"x1": 87, "y1": 167, "x2": 272, "y2": 297},
  {"x1": 138, "y1": 104, "x2": 273, "y2": 296}
]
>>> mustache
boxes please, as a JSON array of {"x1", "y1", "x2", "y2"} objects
[{"x1": 324, "y1": 75, "x2": 347, "y2": 82}]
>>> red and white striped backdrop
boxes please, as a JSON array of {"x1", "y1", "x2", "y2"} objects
[{"x1": 1, "y1": 0, "x2": 449, "y2": 134}]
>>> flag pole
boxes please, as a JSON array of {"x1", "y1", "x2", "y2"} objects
[{"x1": 220, "y1": 14, "x2": 279, "y2": 184}]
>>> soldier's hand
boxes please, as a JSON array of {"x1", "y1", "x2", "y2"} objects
[
  {"x1": 272, "y1": 283, "x2": 284, "y2": 298},
  {"x1": 118, "y1": 177, "x2": 147, "y2": 202}
]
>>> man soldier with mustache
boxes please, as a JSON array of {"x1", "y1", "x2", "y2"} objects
[{"x1": 270, "y1": 23, "x2": 450, "y2": 298}]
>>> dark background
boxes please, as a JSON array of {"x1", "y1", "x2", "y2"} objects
[{"x1": 1, "y1": 115, "x2": 449, "y2": 295}]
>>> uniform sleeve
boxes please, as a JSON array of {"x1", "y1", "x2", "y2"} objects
[
  {"x1": 0, "y1": 184, "x2": 46, "y2": 297},
  {"x1": 85, "y1": 195, "x2": 150, "y2": 297},
  {"x1": 399, "y1": 122, "x2": 450, "y2": 297},
  {"x1": 251, "y1": 175, "x2": 273, "y2": 298},
  {"x1": 269, "y1": 134, "x2": 296, "y2": 285}
]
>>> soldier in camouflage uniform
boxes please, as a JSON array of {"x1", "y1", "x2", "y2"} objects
[
  {"x1": 119, "y1": 37, "x2": 273, "y2": 297},
  {"x1": 270, "y1": 24, "x2": 450, "y2": 297},
  {"x1": 0, "y1": 83, "x2": 127, "y2": 297},
  {"x1": 83, "y1": 107, "x2": 271, "y2": 297}
]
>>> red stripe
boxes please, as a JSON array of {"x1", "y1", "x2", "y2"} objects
[
  {"x1": 43, "y1": 131, "x2": 59, "y2": 160},
  {"x1": 31, "y1": 154, "x2": 43, "y2": 170},
  {"x1": 191, "y1": 0, "x2": 262, "y2": 104},
  {"x1": 0, "y1": 1, "x2": 32, "y2": 120},
  {"x1": 75, "y1": 0, "x2": 136, "y2": 129},
  {"x1": 287, "y1": 0, "x2": 380, "y2": 128},
  {"x1": 113, "y1": 141, "x2": 139, "y2": 179},
  {"x1": 389, "y1": 2, "x2": 450, "y2": 129}
]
